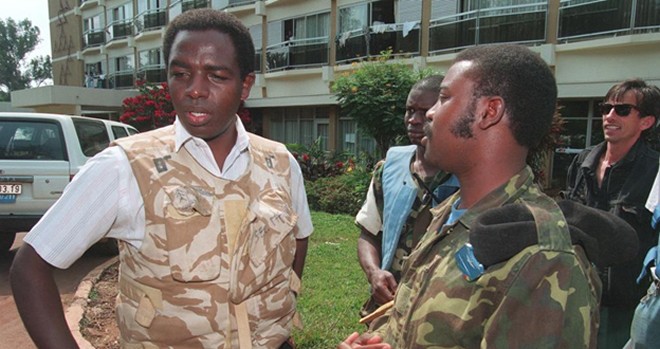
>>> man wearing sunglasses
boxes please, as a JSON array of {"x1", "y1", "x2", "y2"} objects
[{"x1": 565, "y1": 79, "x2": 660, "y2": 349}]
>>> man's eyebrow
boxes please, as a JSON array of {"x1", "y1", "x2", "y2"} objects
[
  {"x1": 203, "y1": 64, "x2": 231, "y2": 72},
  {"x1": 168, "y1": 60, "x2": 231, "y2": 73},
  {"x1": 168, "y1": 59, "x2": 189, "y2": 69}
]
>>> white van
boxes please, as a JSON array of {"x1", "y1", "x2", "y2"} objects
[{"x1": 0, "y1": 112, "x2": 139, "y2": 252}]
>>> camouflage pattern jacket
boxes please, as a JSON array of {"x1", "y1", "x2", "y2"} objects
[
  {"x1": 371, "y1": 167, "x2": 601, "y2": 348},
  {"x1": 114, "y1": 126, "x2": 300, "y2": 349}
]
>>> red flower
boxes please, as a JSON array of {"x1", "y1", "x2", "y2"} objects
[{"x1": 120, "y1": 80, "x2": 176, "y2": 132}]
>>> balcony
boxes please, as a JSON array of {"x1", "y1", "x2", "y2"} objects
[
  {"x1": 79, "y1": 0, "x2": 99, "y2": 11},
  {"x1": 138, "y1": 66, "x2": 167, "y2": 83},
  {"x1": 336, "y1": 22, "x2": 420, "y2": 63},
  {"x1": 136, "y1": 9, "x2": 167, "y2": 33},
  {"x1": 429, "y1": 2, "x2": 547, "y2": 55},
  {"x1": 227, "y1": 0, "x2": 256, "y2": 7},
  {"x1": 558, "y1": 0, "x2": 660, "y2": 41},
  {"x1": 110, "y1": 21, "x2": 133, "y2": 41},
  {"x1": 83, "y1": 30, "x2": 105, "y2": 48},
  {"x1": 266, "y1": 37, "x2": 329, "y2": 72},
  {"x1": 109, "y1": 71, "x2": 135, "y2": 89},
  {"x1": 182, "y1": 0, "x2": 209, "y2": 12}
]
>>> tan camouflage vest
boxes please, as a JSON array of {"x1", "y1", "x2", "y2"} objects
[{"x1": 113, "y1": 126, "x2": 300, "y2": 349}]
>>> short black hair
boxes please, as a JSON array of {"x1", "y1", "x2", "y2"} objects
[
  {"x1": 163, "y1": 8, "x2": 255, "y2": 79},
  {"x1": 455, "y1": 44, "x2": 557, "y2": 149},
  {"x1": 605, "y1": 78, "x2": 660, "y2": 120},
  {"x1": 411, "y1": 74, "x2": 444, "y2": 94}
]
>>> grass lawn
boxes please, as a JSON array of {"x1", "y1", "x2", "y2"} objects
[{"x1": 292, "y1": 211, "x2": 370, "y2": 348}]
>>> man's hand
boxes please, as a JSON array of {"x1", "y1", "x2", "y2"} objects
[
  {"x1": 338, "y1": 332, "x2": 391, "y2": 349},
  {"x1": 369, "y1": 269, "x2": 397, "y2": 304},
  {"x1": 358, "y1": 230, "x2": 397, "y2": 304}
]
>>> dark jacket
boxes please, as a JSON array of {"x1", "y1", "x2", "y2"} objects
[{"x1": 565, "y1": 140, "x2": 659, "y2": 306}]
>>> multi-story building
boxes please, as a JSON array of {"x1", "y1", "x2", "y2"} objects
[{"x1": 11, "y1": 0, "x2": 660, "y2": 188}]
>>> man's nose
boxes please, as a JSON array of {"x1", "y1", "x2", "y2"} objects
[
  {"x1": 409, "y1": 111, "x2": 427, "y2": 123},
  {"x1": 186, "y1": 75, "x2": 209, "y2": 99}
]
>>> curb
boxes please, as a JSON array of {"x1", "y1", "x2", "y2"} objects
[{"x1": 65, "y1": 256, "x2": 119, "y2": 349}]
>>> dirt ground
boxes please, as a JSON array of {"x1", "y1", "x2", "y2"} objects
[{"x1": 80, "y1": 261, "x2": 120, "y2": 349}]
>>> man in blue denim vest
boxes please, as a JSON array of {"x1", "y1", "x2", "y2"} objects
[{"x1": 355, "y1": 75, "x2": 459, "y2": 321}]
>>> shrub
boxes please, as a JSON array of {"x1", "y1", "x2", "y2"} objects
[
  {"x1": 305, "y1": 168, "x2": 371, "y2": 216},
  {"x1": 332, "y1": 50, "x2": 438, "y2": 155},
  {"x1": 289, "y1": 140, "x2": 350, "y2": 181},
  {"x1": 120, "y1": 80, "x2": 175, "y2": 132}
]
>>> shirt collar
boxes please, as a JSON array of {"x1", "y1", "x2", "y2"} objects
[
  {"x1": 432, "y1": 166, "x2": 536, "y2": 230},
  {"x1": 173, "y1": 116, "x2": 250, "y2": 153}
]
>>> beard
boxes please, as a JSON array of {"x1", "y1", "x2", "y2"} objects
[{"x1": 451, "y1": 109, "x2": 476, "y2": 139}]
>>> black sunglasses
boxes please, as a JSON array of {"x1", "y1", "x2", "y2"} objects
[{"x1": 599, "y1": 103, "x2": 640, "y2": 117}]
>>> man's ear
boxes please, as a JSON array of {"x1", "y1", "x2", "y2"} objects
[
  {"x1": 241, "y1": 72, "x2": 256, "y2": 101},
  {"x1": 477, "y1": 97, "x2": 505, "y2": 130},
  {"x1": 640, "y1": 115, "x2": 656, "y2": 131}
]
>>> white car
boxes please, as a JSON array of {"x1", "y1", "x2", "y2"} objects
[{"x1": 0, "y1": 112, "x2": 139, "y2": 252}]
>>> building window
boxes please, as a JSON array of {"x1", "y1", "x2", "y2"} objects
[
  {"x1": 551, "y1": 99, "x2": 603, "y2": 189},
  {"x1": 83, "y1": 15, "x2": 104, "y2": 47},
  {"x1": 84, "y1": 61, "x2": 106, "y2": 88},
  {"x1": 138, "y1": 49, "x2": 166, "y2": 83},
  {"x1": 267, "y1": 12, "x2": 331, "y2": 71},
  {"x1": 108, "y1": 2, "x2": 133, "y2": 40},
  {"x1": 137, "y1": 0, "x2": 167, "y2": 32},
  {"x1": 338, "y1": 118, "x2": 376, "y2": 155},
  {"x1": 337, "y1": 1, "x2": 400, "y2": 62},
  {"x1": 268, "y1": 107, "x2": 330, "y2": 151},
  {"x1": 182, "y1": 0, "x2": 209, "y2": 12},
  {"x1": 429, "y1": 0, "x2": 546, "y2": 54},
  {"x1": 110, "y1": 54, "x2": 135, "y2": 88}
]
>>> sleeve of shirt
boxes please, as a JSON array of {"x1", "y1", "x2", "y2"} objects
[
  {"x1": 23, "y1": 146, "x2": 144, "y2": 269},
  {"x1": 646, "y1": 162, "x2": 660, "y2": 214},
  {"x1": 355, "y1": 161, "x2": 385, "y2": 235},
  {"x1": 288, "y1": 152, "x2": 313, "y2": 239},
  {"x1": 481, "y1": 251, "x2": 598, "y2": 348}
]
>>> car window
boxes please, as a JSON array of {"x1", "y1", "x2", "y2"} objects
[
  {"x1": 111, "y1": 125, "x2": 129, "y2": 139},
  {"x1": 0, "y1": 120, "x2": 66, "y2": 160},
  {"x1": 73, "y1": 119, "x2": 110, "y2": 157},
  {"x1": 128, "y1": 128, "x2": 139, "y2": 136}
]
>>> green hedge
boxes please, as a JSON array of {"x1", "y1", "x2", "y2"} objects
[{"x1": 305, "y1": 169, "x2": 371, "y2": 216}]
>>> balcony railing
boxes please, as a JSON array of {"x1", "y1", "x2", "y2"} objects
[
  {"x1": 182, "y1": 0, "x2": 209, "y2": 12},
  {"x1": 336, "y1": 22, "x2": 421, "y2": 63},
  {"x1": 266, "y1": 37, "x2": 329, "y2": 72},
  {"x1": 109, "y1": 71, "x2": 135, "y2": 89},
  {"x1": 228, "y1": 0, "x2": 256, "y2": 7},
  {"x1": 108, "y1": 20, "x2": 133, "y2": 41},
  {"x1": 135, "y1": 9, "x2": 167, "y2": 33},
  {"x1": 429, "y1": 2, "x2": 547, "y2": 55},
  {"x1": 558, "y1": 0, "x2": 660, "y2": 41},
  {"x1": 83, "y1": 30, "x2": 105, "y2": 48},
  {"x1": 138, "y1": 66, "x2": 167, "y2": 83}
]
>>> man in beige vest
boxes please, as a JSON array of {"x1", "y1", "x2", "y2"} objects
[{"x1": 11, "y1": 9, "x2": 313, "y2": 349}]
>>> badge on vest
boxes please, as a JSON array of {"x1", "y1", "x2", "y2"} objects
[
  {"x1": 455, "y1": 243, "x2": 485, "y2": 281},
  {"x1": 154, "y1": 156, "x2": 171, "y2": 173}
]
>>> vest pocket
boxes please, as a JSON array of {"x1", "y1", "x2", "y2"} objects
[
  {"x1": 163, "y1": 185, "x2": 222, "y2": 282},
  {"x1": 230, "y1": 189, "x2": 297, "y2": 302}
]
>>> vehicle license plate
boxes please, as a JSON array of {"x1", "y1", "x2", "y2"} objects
[
  {"x1": 0, "y1": 194, "x2": 17, "y2": 204},
  {"x1": 0, "y1": 184, "x2": 22, "y2": 195}
]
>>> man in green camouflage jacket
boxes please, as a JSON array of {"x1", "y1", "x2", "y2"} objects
[{"x1": 340, "y1": 44, "x2": 604, "y2": 348}]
